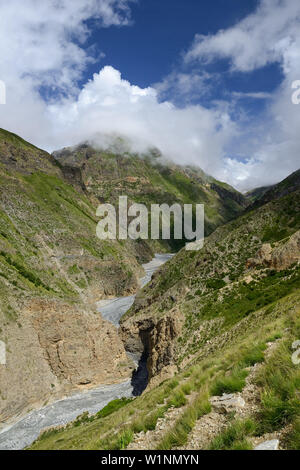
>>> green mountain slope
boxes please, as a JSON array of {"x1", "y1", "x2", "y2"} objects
[
  {"x1": 0, "y1": 129, "x2": 156, "y2": 422},
  {"x1": 29, "y1": 174, "x2": 300, "y2": 451},
  {"x1": 245, "y1": 186, "x2": 272, "y2": 204},
  {"x1": 247, "y1": 169, "x2": 300, "y2": 210},
  {"x1": 53, "y1": 144, "x2": 247, "y2": 250},
  {"x1": 121, "y1": 190, "x2": 300, "y2": 368},
  {"x1": 30, "y1": 287, "x2": 300, "y2": 451},
  {"x1": 0, "y1": 128, "x2": 246, "y2": 426}
]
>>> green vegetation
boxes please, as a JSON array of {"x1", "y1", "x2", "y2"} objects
[
  {"x1": 210, "y1": 368, "x2": 249, "y2": 396},
  {"x1": 54, "y1": 144, "x2": 247, "y2": 251},
  {"x1": 96, "y1": 398, "x2": 133, "y2": 419},
  {"x1": 0, "y1": 128, "x2": 299, "y2": 451},
  {"x1": 0, "y1": 127, "x2": 43, "y2": 152},
  {"x1": 209, "y1": 419, "x2": 256, "y2": 450},
  {"x1": 206, "y1": 278, "x2": 226, "y2": 290},
  {"x1": 255, "y1": 338, "x2": 300, "y2": 433},
  {"x1": 29, "y1": 292, "x2": 300, "y2": 450},
  {"x1": 123, "y1": 187, "x2": 300, "y2": 370},
  {"x1": 157, "y1": 391, "x2": 211, "y2": 449}
]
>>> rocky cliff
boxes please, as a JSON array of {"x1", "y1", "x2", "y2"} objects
[
  {"x1": 0, "y1": 298, "x2": 133, "y2": 423},
  {"x1": 246, "y1": 231, "x2": 300, "y2": 270}
]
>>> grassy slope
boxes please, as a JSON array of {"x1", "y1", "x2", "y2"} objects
[
  {"x1": 248, "y1": 169, "x2": 300, "y2": 210},
  {"x1": 0, "y1": 127, "x2": 248, "y2": 327},
  {"x1": 29, "y1": 188, "x2": 300, "y2": 450},
  {"x1": 29, "y1": 290, "x2": 300, "y2": 450},
  {"x1": 122, "y1": 190, "x2": 300, "y2": 364},
  {"x1": 245, "y1": 186, "x2": 272, "y2": 204}
]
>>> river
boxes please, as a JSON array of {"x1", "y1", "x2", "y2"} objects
[{"x1": 0, "y1": 253, "x2": 172, "y2": 450}]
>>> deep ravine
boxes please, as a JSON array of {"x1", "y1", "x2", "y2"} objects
[{"x1": 0, "y1": 254, "x2": 173, "y2": 450}]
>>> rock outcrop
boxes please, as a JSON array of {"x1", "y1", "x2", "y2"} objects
[
  {"x1": 0, "y1": 298, "x2": 133, "y2": 425},
  {"x1": 254, "y1": 439, "x2": 279, "y2": 451},
  {"x1": 246, "y1": 231, "x2": 300, "y2": 271},
  {"x1": 120, "y1": 309, "x2": 184, "y2": 385},
  {"x1": 210, "y1": 393, "x2": 246, "y2": 414}
]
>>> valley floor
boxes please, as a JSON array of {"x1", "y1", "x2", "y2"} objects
[{"x1": 0, "y1": 255, "x2": 172, "y2": 450}]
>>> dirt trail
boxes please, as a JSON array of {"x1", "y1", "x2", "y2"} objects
[
  {"x1": 128, "y1": 341, "x2": 283, "y2": 451},
  {"x1": 127, "y1": 391, "x2": 198, "y2": 451},
  {"x1": 179, "y1": 341, "x2": 281, "y2": 450}
]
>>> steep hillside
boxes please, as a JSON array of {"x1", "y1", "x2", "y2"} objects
[
  {"x1": 29, "y1": 179, "x2": 300, "y2": 451},
  {"x1": 121, "y1": 189, "x2": 300, "y2": 380},
  {"x1": 0, "y1": 128, "x2": 59, "y2": 176},
  {"x1": 0, "y1": 128, "x2": 246, "y2": 427},
  {"x1": 247, "y1": 169, "x2": 300, "y2": 210},
  {"x1": 30, "y1": 282, "x2": 300, "y2": 451},
  {"x1": 245, "y1": 186, "x2": 272, "y2": 204},
  {"x1": 53, "y1": 144, "x2": 247, "y2": 250},
  {"x1": 0, "y1": 130, "x2": 148, "y2": 424}
]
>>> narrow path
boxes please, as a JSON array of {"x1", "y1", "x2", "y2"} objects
[
  {"x1": 127, "y1": 394, "x2": 197, "y2": 451},
  {"x1": 127, "y1": 341, "x2": 281, "y2": 451},
  {"x1": 179, "y1": 341, "x2": 280, "y2": 450}
]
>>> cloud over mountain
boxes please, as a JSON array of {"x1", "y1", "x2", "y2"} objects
[{"x1": 0, "y1": 0, "x2": 299, "y2": 191}]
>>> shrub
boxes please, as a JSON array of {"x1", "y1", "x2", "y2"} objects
[
  {"x1": 112, "y1": 430, "x2": 133, "y2": 450},
  {"x1": 210, "y1": 368, "x2": 248, "y2": 396},
  {"x1": 96, "y1": 398, "x2": 133, "y2": 420},
  {"x1": 206, "y1": 279, "x2": 226, "y2": 290},
  {"x1": 210, "y1": 419, "x2": 256, "y2": 450},
  {"x1": 238, "y1": 343, "x2": 267, "y2": 368},
  {"x1": 167, "y1": 391, "x2": 187, "y2": 408}
]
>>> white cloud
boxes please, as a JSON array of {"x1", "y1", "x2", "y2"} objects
[
  {"x1": 0, "y1": 0, "x2": 134, "y2": 92},
  {"x1": 0, "y1": 0, "x2": 135, "y2": 152},
  {"x1": 186, "y1": 0, "x2": 300, "y2": 74},
  {"x1": 154, "y1": 70, "x2": 214, "y2": 104},
  {"x1": 184, "y1": 0, "x2": 300, "y2": 190},
  {"x1": 231, "y1": 91, "x2": 272, "y2": 100},
  {"x1": 47, "y1": 66, "x2": 236, "y2": 177},
  {"x1": 0, "y1": 1, "x2": 235, "y2": 182},
  {"x1": 0, "y1": 0, "x2": 299, "y2": 192}
]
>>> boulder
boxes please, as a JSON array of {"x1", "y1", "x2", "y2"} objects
[
  {"x1": 209, "y1": 393, "x2": 246, "y2": 413},
  {"x1": 254, "y1": 439, "x2": 279, "y2": 451}
]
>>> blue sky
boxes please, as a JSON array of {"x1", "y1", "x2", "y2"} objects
[
  {"x1": 0, "y1": 0, "x2": 299, "y2": 191},
  {"x1": 83, "y1": 0, "x2": 283, "y2": 114},
  {"x1": 85, "y1": 0, "x2": 260, "y2": 87}
]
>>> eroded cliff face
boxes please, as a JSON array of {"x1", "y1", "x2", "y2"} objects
[
  {"x1": 0, "y1": 298, "x2": 133, "y2": 425},
  {"x1": 120, "y1": 308, "x2": 184, "y2": 387}
]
